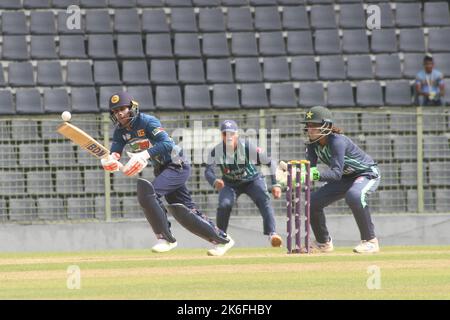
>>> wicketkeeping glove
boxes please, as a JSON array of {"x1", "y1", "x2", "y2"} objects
[
  {"x1": 123, "y1": 151, "x2": 150, "y2": 177},
  {"x1": 301, "y1": 167, "x2": 320, "y2": 184},
  {"x1": 101, "y1": 152, "x2": 123, "y2": 172}
]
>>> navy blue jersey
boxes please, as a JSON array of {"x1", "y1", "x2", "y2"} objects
[
  {"x1": 110, "y1": 113, "x2": 179, "y2": 167},
  {"x1": 307, "y1": 133, "x2": 378, "y2": 182}
]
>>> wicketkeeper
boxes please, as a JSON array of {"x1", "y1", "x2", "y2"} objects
[
  {"x1": 101, "y1": 91, "x2": 234, "y2": 256},
  {"x1": 204, "y1": 120, "x2": 283, "y2": 247}
]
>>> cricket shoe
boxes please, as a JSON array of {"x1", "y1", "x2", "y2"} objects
[
  {"x1": 269, "y1": 233, "x2": 283, "y2": 247},
  {"x1": 353, "y1": 238, "x2": 379, "y2": 254},
  {"x1": 151, "y1": 239, "x2": 177, "y2": 253},
  {"x1": 207, "y1": 236, "x2": 235, "y2": 256},
  {"x1": 310, "y1": 237, "x2": 334, "y2": 253}
]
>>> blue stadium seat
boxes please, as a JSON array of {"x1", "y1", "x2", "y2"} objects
[
  {"x1": 114, "y1": 9, "x2": 141, "y2": 33},
  {"x1": 43, "y1": 89, "x2": 70, "y2": 113},
  {"x1": 241, "y1": 83, "x2": 269, "y2": 109},
  {"x1": 207, "y1": 59, "x2": 234, "y2": 83},
  {"x1": 16, "y1": 89, "x2": 43, "y2": 114},
  {"x1": 71, "y1": 87, "x2": 99, "y2": 113},
  {"x1": 146, "y1": 34, "x2": 173, "y2": 58},
  {"x1": 270, "y1": 83, "x2": 297, "y2": 108},
  {"x1": 142, "y1": 9, "x2": 170, "y2": 33},
  {"x1": 30, "y1": 11, "x2": 56, "y2": 34},
  {"x1": 37, "y1": 61, "x2": 64, "y2": 86},
  {"x1": 30, "y1": 36, "x2": 58, "y2": 59},
  {"x1": 117, "y1": 34, "x2": 145, "y2": 58},
  {"x1": 184, "y1": 85, "x2": 212, "y2": 110},
  {"x1": 155, "y1": 86, "x2": 184, "y2": 110},
  {"x1": 178, "y1": 59, "x2": 206, "y2": 84},
  {"x1": 213, "y1": 84, "x2": 240, "y2": 109},
  {"x1": 122, "y1": 60, "x2": 150, "y2": 85}
]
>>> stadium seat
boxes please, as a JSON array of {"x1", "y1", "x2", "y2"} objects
[
  {"x1": 146, "y1": 34, "x2": 173, "y2": 58},
  {"x1": 282, "y1": 5, "x2": 309, "y2": 30},
  {"x1": 57, "y1": 11, "x2": 85, "y2": 34},
  {"x1": 361, "y1": 113, "x2": 389, "y2": 133},
  {"x1": 199, "y1": 8, "x2": 226, "y2": 32},
  {"x1": 99, "y1": 86, "x2": 123, "y2": 111},
  {"x1": 227, "y1": 8, "x2": 254, "y2": 31},
  {"x1": 213, "y1": 84, "x2": 240, "y2": 109},
  {"x1": 291, "y1": 56, "x2": 318, "y2": 81},
  {"x1": 259, "y1": 32, "x2": 287, "y2": 56},
  {"x1": 171, "y1": 8, "x2": 198, "y2": 32},
  {"x1": 428, "y1": 28, "x2": 450, "y2": 53},
  {"x1": 403, "y1": 53, "x2": 424, "y2": 79},
  {"x1": 166, "y1": 0, "x2": 193, "y2": 6},
  {"x1": 393, "y1": 135, "x2": 417, "y2": 161},
  {"x1": 71, "y1": 87, "x2": 99, "y2": 113},
  {"x1": 376, "y1": 3, "x2": 395, "y2": 28},
  {"x1": 11, "y1": 120, "x2": 39, "y2": 141},
  {"x1": 254, "y1": 7, "x2": 282, "y2": 31},
  {"x1": 424, "y1": 2, "x2": 450, "y2": 27},
  {"x1": 298, "y1": 82, "x2": 325, "y2": 107},
  {"x1": 202, "y1": 33, "x2": 230, "y2": 57},
  {"x1": 178, "y1": 59, "x2": 206, "y2": 84},
  {"x1": 363, "y1": 136, "x2": 392, "y2": 161},
  {"x1": 385, "y1": 81, "x2": 413, "y2": 106},
  {"x1": 184, "y1": 85, "x2": 212, "y2": 110},
  {"x1": 250, "y1": 0, "x2": 277, "y2": 5},
  {"x1": 222, "y1": 0, "x2": 248, "y2": 5},
  {"x1": 327, "y1": 82, "x2": 355, "y2": 107},
  {"x1": 174, "y1": 33, "x2": 202, "y2": 58},
  {"x1": 0, "y1": 172, "x2": 25, "y2": 196},
  {"x1": 435, "y1": 189, "x2": 450, "y2": 212},
  {"x1": 86, "y1": 10, "x2": 112, "y2": 34},
  {"x1": 84, "y1": 169, "x2": 105, "y2": 194},
  {"x1": 48, "y1": 142, "x2": 77, "y2": 167},
  {"x1": 356, "y1": 82, "x2": 383, "y2": 107},
  {"x1": 371, "y1": 29, "x2": 397, "y2": 53},
  {"x1": 207, "y1": 59, "x2": 234, "y2": 83},
  {"x1": 37, "y1": 61, "x2": 64, "y2": 86},
  {"x1": 67, "y1": 197, "x2": 95, "y2": 219},
  {"x1": 375, "y1": 54, "x2": 402, "y2": 79},
  {"x1": 30, "y1": 11, "x2": 56, "y2": 34},
  {"x1": 59, "y1": 35, "x2": 87, "y2": 59},
  {"x1": 0, "y1": 145, "x2": 17, "y2": 168},
  {"x1": 30, "y1": 36, "x2": 57, "y2": 59},
  {"x1": 270, "y1": 83, "x2": 297, "y2": 108},
  {"x1": 126, "y1": 86, "x2": 155, "y2": 111},
  {"x1": 346, "y1": 55, "x2": 373, "y2": 80},
  {"x1": 342, "y1": 29, "x2": 369, "y2": 54},
  {"x1": 94, "y1": 61, "x2": 122, "y2": 86},
  {"x1": 310, "y1": 5, "x2": 337, "y2": 29},
  {"x1": 37, "y1": 198, "x2": 66, "y2": 220},
  {"x1": 263, "y1": 57, "x2": 290, "y2": 82},
  {"x1": 231, "y1": 33, "x2": 258, "y2": 57},
  {"x1": 429, "y1": 161, "x2": 450, "y2": 186},
  {"x1": 0, "y1": 91, "x2": 14, "y2": 115},
  {"x1": 193, "y1": 0, "x2": 220, "y2": 6},
  {"x1": 319, "y1": 55, "x2": 346, "y2": 80},
  {"x1": 314, "y1": 29, "x2": 341, "y2": 54},
  {"x1": 155, "y1": 86, "x2": 184, "y2": 110},
  {"x1": 150, "y1": 60, "x2": 178, "y2": 84},
  {"x1": 8, "y1": 62, "x2": 34, "y2": 87},
  {"x1": 0, "y1": 64, "x2": 5, "y2": 87},
  {"x1": 80, "y1": 0, "x2": 107, "y2": 7},
  {"x1": 24, "y1": 0, "x2": 50, "y2": 8},
  {"x1": 235, "y1": 58, "x2": 263, "y2": 82},
  {"x1": 27, "y1": 171, "x2": 54, "y2": 195},
  {"x1": 377, "y1": 163, "x2": 400, "y2": 187},
  {"x1": 396, "y1": 3, "x2": 422, "y2": 28},
  {"x1": 88, "y1": 34, "x2": 116, "y2": 59},
  {"x1": 67, "y1": 62, "x2": 94, "y2": 86},
  {"x1": 122, "y1": 60, "x2": 150, "y2": 85},
  {"x1": 137, "y1": 0, "x2": 163, "y2": 6},
  {"x1": 399, "y1": 29, "x2": 426, "y2": 53},
  {"x1": 16, "y1": 89, "x2": 43, "y2": 114},
  {"x1": 114, "y1": 9, "x2": 141, "y2": 33},
  {"x1": 9, "y1": 199, "x2": 37, "y2": 221},
  {"x1": 241, "y1": 83, "x2": 269, "y2": 109},
  {"x1": 109, "y1": 0, "x2": 137, "y2": 7},
  {"x1": 445, "y1": 79, "x2": 450, "y2": 105},
  {"x1": 1, "y1": 12, "x2": 28, "y2": 35},
  {"x1": 433, "y1": 53, "x2": 450, "y2": 77},
  {"x1": 142, "y1": 9, "x2": 170, "y2": 33},
  {"x1": 279, "y1": 0, "x2": 305, "y2": 4},
  {"x1": 287, "y1": 31, "x2": 314, "y2": 55},
  {"x1": 117, "y1": 34, "x2": 145, "y2": 58},
  {"x1": 43, "y1": 89, "x2": 70, "y2": 113},
  {"x1": 423, "y1": 135, "x2": 450, "y2": 160},
  {"x1": 339, "y1": 4, "x2": 366, "y2": 29},
  {"x1": 2, "y1": 36, "x2": 29, "y2": 60},
  {"x1": 0, "y1": 0, "x2": 23, "y2": 8},
  {"x1": 19, "y1": 143, "x2": 46, "y2": 167}
]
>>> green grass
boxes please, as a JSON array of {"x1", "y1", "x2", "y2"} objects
[{"x1": 0, "y1": 246, "x2": 449, "y2": 299}]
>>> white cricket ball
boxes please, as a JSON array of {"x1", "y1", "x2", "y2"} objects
[{"x1": 61, "y1": 111, "x2": 72, "y2": 122}]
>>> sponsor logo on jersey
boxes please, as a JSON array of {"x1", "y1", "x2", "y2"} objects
[{"x1": 152, "y1": 127, "x2": 164, "y2": 136}]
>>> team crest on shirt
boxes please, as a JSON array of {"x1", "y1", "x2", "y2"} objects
[
  {"x1": 137, "y1": 129, "x2": 145, "y2": 137},
  {"x1": 152, "y1": 127, "x2": 165, "y2": 136},
  {"x1": 122, "y1": 133, "x2": 132, "y2": 141}
]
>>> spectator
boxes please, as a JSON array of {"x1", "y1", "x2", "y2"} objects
[{"x1": 415, "y1": 55, "x2": 445, "y2": 106}]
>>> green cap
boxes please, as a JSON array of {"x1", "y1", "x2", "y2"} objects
[{"x1": 300, "y1": 106, "x2": 333, "y2": 124}]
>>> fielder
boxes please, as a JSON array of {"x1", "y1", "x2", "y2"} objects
[
  {"x1": 204, "y1": 120, "x2": 283, "y2": 247},
  {"x1": 298, "y1": 106, "x2": 381, "y2": 253},
  {"x1": 101, "y1": 91, "x2": 234, "y2": 256}
]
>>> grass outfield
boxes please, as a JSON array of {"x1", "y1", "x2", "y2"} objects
[{"x1": 0, "y1": 246, "x2": 449, "y2": 300}]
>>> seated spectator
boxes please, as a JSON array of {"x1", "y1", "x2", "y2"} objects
[{"x1": 415, "y1": 55, "x2": 445, "y2": 106}]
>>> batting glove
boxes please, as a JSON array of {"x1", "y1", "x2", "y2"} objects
[
  {"x1": 123, "y1": 151, "x2": 150, "y2": 177},
  {"x1": 101, "y1": 152, "x2": 122, "y2": 172}
]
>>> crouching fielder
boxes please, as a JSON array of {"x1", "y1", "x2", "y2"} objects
[
  {"x1": 101, "y1": 91, "x2": 234, "y2": 256},
  {"x1": 301, "y1": 106, "x2": 381, "y2": 254}
]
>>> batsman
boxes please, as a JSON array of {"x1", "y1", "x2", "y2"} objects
[
  {"x1": 298, "y1": 106, "x2": 381, "y2": 254},
  {"x1": 101, "y1": 91, "x2": 234, "y2": 256}
]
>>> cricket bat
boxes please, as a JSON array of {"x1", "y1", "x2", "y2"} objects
[{"x1": 57, "y1": 122, "x2": 110, "y2": 159}]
